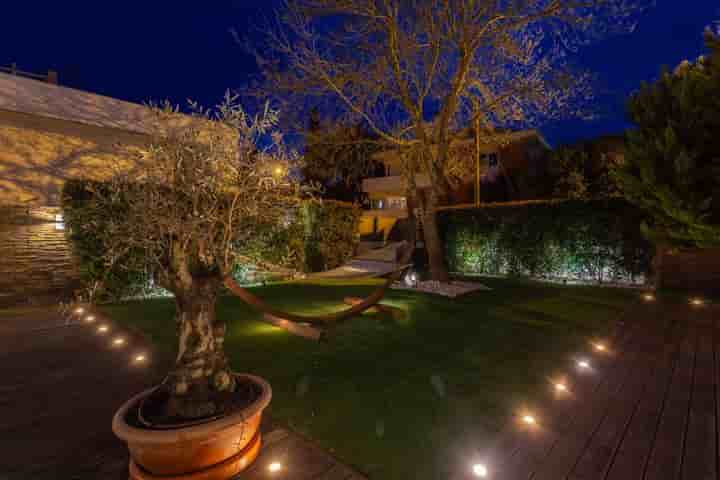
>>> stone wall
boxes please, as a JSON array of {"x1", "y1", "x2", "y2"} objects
[{"x1": 0, "y1": 206, "x2": 80, "y2": 306}]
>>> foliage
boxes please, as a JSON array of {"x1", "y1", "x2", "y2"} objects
[
  {"x1": 552, "y1": 148, "x2": 591, "y2": 199},
  {"x1": 63, "y1": 95, "x2": 305, "y2": 418},
  {"x1": 303, "y1": 111, "x2": 383, "y2": 202},
  {"x1": 613, "y1": 30, "x2": 720, "y2": 247},
  {"x1": 302, "y1": 200, "x2": 362, "y2": 272},
  {"x1": 62, "y1": 180, "x2": 157, "y2": 301},
  {"x1": 552, "y1": 139, "x2": 624, "y2": 200},
  {"x1": 442, "y1": 200, "x2": 651, "y2": 284},
  {"x1": 244, "y1": 199, "x2": 362, "y2": 273},
  {"x1": 256, "y1": 0, "x2": 650, "y2": 281}
]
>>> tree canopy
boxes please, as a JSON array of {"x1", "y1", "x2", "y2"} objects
[
  {"x1": 253, "y1": 0, "x2": 651, "y2": 281},
  {"x1": 614, "y1": 29, "x2": 720, "y2": 248}
]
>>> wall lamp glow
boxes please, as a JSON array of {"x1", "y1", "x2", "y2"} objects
[
  {"x1": 522, "y1": 414, "x2": 536, "y2": 425},
  {"x1": 577, "y1": 359, "x2": 590, "y2": 370},
  {"x1": 642, "y1": 293, "x2": 655, "y2": 301},
  {"x1": 472, "y1": 463, "x2": 488, "y2": 477},
  {"x1": 97, "y1": 325, "x2": 109, "y2": 334},
  {"x1": 112, "y1": 337, "x2": 126, "y2": 347},
  {"x1": 268, "y1": 461, "x2": 283, "y2": 473},
  {"x1": 690, "y1": 297, "x2": 704, "y2": 306},
  {"x1": 133, "y1": 353, "x2": 147, "y2": 364},
  {"x1": 75, "y1": 307, "x2": 84, "y2": 315},
  {"x1": 84, "y1": 315, "x2": 96, "y2": 323}
]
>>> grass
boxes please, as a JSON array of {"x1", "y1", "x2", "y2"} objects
[{"x1": 101, "y1": 277, "x2": 634, "y2": 479}]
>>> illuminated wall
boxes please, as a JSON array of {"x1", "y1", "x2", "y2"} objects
[{"x1": 0, "y1": 206, "x2": 79, "y2": 305}]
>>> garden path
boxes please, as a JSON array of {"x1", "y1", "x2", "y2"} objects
[
  {"x1": 0, "y1": 306, "x2": 366, "y2": 480},
  {"x1": 463, "y1": 298, "x2": 720, "y2": 480}
]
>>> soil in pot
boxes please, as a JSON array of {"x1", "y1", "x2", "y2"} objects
[{"x1": 126, "y1": 377, "x2": 263, "y2": 430}]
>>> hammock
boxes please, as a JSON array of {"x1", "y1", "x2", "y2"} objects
[{"x1": 222, "y1": 263, "x2": 410, "y2": 327}]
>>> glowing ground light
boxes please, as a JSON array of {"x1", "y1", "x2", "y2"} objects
[
  {"x1": 274, "y1": 167, "x2": 283, "y2": 175},
  {"x1": 555, "y1": 382, "x2": 568, "y2": 392},
  {"x1": 472, "y1": 463, "x2": 488, "y2": 477},
  {"x1": 593, "y1": 343, "x2": 606, "y2": 352},
  {"x1": 133, "y1": 354, "x2": 147, "y2": 363},
  {"x1": 690, "y1": 297, "x2": 704, "y2": 306},
  {"x1": 522, "y1": 414, "x2": 536, "y2": 425},
  {"x1": 268, "y1": 462, "x2": 282, "y2": 473},
  {"x1": 113, "y1": 337, "x2": 126, "y2": 347},
  {"x1": 85, "y1": 315, "x2": 96, "y2": 323},
  {"x1": 643, "y1": 293, "x2": 655, "y2": 301},
  {"x1": 577, "y1": 360, "x2": 590, "y2": 369},
  {"x1": 97, "y1": 325, "x2": 109, "y2": 333},
  {"x1": 75, "y1": 307, "x2": 84, "y2": 314}
]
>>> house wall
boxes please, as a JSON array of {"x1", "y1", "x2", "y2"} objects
[
  {"x1": 0, "y1": 110, "x2": 146, "y2": 304},
  {"x1": 0, "y1": 116, "x2": 145, "y2": 305},
  {"x1": 0, "y1": 109, "x2": 147, "y2": 206},
  {"x1": 0, "y1": 206, "x2": 80, "y2": 306}
]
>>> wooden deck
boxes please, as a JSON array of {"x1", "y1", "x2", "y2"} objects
[
  {"x1": 468, "y1": 299, "x2": 719, "y2": 480},
  {"x1": 2, "y1": 298, "x2": 717, "y2": 480},
  {"x1": 0, "y1": 306, "x2": 366, "y2": 480}
]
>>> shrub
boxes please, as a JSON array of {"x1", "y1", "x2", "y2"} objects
[
  {"x1": 63, "y1": 180, "x2": 362, "y2": 299},
  {"x1": 62, "y1": 179, "x2": 154, "y2": 301},
  {"x1": 245, "y1": 199, "x2": 362, "y2": 273},
  {"x1": 441, "y1": 199, "x2": 651, "y2": 285}
]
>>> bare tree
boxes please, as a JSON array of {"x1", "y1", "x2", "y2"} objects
[
  {"x1": 253, "y1": 0, "x2": 649, "y2": 281},
  {"x1": 75, "y1": 96, "x2": 302, "y2": 419}
]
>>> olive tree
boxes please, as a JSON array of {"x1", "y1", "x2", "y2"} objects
[
  {"x1": 75, "y1": 97, "x2": 302, "y2": 418},
  {"x1": 252, "y1": 0, "x2": 650, "y2": 281}
]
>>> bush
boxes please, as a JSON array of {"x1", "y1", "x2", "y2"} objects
[
  {"x1": 245, "y1": 199, "x2": 361, "y2": 273},
  {"x1": 63, "y1": 181, "x2": 362, "y2": 299},
  {"x1": 441, "y1": 199, "x2": 651, "y2": 285},
  {"x1": 62, "y1": 179, "x2": 154, "y2": 301}
]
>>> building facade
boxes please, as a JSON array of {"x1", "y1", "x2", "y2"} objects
[
  {"x1": 359, "y1": 129, "x2": 551, "y2": 242},
  {"x1": 0, "y1": 71, "x2": 159, "y2": 305}
]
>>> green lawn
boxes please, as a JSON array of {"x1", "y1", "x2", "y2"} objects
[{"x1": 101, "y1": 277, "x2": 634, "y2": 479}]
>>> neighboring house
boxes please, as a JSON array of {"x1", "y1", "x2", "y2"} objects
[
  {"x1": 0, "y1": 70, "x2": 182, "y2": 305},
  {"x1": 359, "y1": 129, "x2": 551, "y2": 242}
]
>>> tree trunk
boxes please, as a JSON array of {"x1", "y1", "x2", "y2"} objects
[
  {"x1": 167, "y1": 280, "x2": 235, "y2": 419},
  {"x1": 652, "y1": 244, "x2": 665, "y2": 290},
  {"x1": 420, "y1": 193, "x2": 450, "y2": 282}
]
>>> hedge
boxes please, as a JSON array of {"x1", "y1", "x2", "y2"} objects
[
  {"x1": 61, "y1": 179, "x2": 154, "y2": 301},
  {"x1": 62, "y1": 180, "x2": 361, "y2": 300},
  {"x1": 440, "y1": 199, "x2": 652, "y2": 285},
  {"x1": 245, "y1": 199, "x2": 361, "y2": 273}
]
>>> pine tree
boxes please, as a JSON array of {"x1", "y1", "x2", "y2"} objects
[{"x1": 614, "y1": 29, "x2": 720, "y2": 247}]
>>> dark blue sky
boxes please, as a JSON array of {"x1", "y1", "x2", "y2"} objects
[{"x1": 2, "y1": 1, "x2": 718, "y2": 146}]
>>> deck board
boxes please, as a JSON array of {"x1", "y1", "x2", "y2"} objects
[{"x1": 491, "y1": 301, "x2": 720, "y2": 480}]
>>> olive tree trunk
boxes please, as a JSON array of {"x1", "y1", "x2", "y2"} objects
[{"x1": 166, "y1": 280, "x2": 236, "y2": 419}]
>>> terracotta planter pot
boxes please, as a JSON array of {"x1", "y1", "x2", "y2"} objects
[{"x1": 113, "y1": 374, "x2": 271, "y2": 480}]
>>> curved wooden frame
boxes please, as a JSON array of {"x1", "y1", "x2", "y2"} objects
[{"x1": 222, "y1": 265, "x2": 410, "y2": 326}]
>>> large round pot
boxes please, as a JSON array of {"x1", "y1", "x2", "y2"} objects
[{"x1": 113, "y1": 374, "x2": 271, "y2": 480}]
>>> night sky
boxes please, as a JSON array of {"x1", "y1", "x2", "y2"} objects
[{"x1": 2, "y1": 1, "x2": 718, "y2": 146}]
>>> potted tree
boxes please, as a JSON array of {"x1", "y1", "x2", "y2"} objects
[{"x1": 69, "y1": 97, "x2": 302, "y2": 479}]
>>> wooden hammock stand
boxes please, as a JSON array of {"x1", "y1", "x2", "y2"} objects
[{"x1": 222, "y1": 263, "x2": 410, "y2": 341}]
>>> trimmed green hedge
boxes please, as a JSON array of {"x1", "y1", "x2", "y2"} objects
[
  {"x1": 62, "y1": 180, "x2": 361, "y2": 300},
  {"x1": 62, "y1": 179, "x2": 155, "y2": 301},
  {"x1": 441, "y1": 200, "x2": 651, "y2": 285},
  {"x1": 246, "y1": 200, "x2": 361, "y2": 273}
]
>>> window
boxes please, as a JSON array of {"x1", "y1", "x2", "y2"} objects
[
  {"x1": 482, "y1": 153, "x2": 499, "y2": 168},
  {"x1": 386, "y1": 197, "x2": 407, "y2": 210}
]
